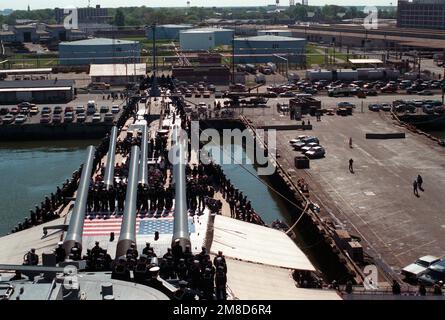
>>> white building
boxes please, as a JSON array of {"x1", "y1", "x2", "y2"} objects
[
  {"x1": 257, "y1": 29, "x2": 293, "y2": 37},
  {"x1": 89, "y1": 63, "x2": 146, "y2": 86},
  {"x1": 179, "y1": 27, "x2": 234, "y2": 51},
  {"x1": 180, "y1": 29, "x2": 215, "y2": 51}
]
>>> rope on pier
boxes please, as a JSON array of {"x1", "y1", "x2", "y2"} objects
[{"x1": 285, "y1": 201, "x2": 309, "y2": 235}]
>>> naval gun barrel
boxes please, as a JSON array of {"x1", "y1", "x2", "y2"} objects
[
  {"x1": 139, "y1": 125, "x2": 148, "y2": 186},
  {"x1": 116, "y1": 145, "x2": 140, "y2": 258},
  {"x1": 104, "y1": 126, "x2": 118, "y2": 189},
  {"x1": 171, "y1": 126, "x2": 191, "y2": 249},
  {"x1": 63, "y1": 145, "x2": 95, "y2": 256}
]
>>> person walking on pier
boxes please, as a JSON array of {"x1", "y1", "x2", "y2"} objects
[
  {"x1": 417, "y1": 175, "x2": 424, "y2": 191},
  {"x1": 349, "y1": 158, "x2": 354, "y2": 173},
  {"x1": 413, "y1": 180, "x2": 419, "y2": 197},
  {"x1": 349, "y1": 137, "x2": 353, "y2": 148}
]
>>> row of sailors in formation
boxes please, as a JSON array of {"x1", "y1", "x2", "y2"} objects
[
  {"x1": 112, "y1": 240, "x2": 228, "y2": 300},
  {"x1": 23, "y1": 239, "x2": 229, "y2": 301}
]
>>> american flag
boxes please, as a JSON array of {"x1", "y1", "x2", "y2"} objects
[
  {"x1": 82, "y1": 217, "x2": 195, "y2": 237},
  {"x1": 83, "y1": 217, "x2": 141, "y2": 237}
]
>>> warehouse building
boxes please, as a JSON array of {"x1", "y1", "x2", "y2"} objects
[
  {"x1": 179, "y1": 27, "x2": 234, "y2": 50},
  {"x1": 257, "y1": 29, "x2": 293, "y2": 37},
  {"x1": 89, "y1": 63, "x2": 147, "y2": 86},
  {"x1": 172, "y1": 65, "x2": 230, "y2": 85},
  {"x1": 147, "y1": 24, "x2": 193, "y2": 40},
  {"x1": 397, "y1": 0, "x2": 445, "y2": 30},
  {"x1": 59, "y1": 38, "x2": 141, "y2": 65},
  {"x1": 234, "y1": 35, "x2": 306, "y2": 64},
  {"x1": 0, "y1": 79, "x2": 75, "y2": 104}
]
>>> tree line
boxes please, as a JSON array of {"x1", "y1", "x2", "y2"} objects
[{"x1": 0, "y1": 5, "x2": 396, "y2": 27}]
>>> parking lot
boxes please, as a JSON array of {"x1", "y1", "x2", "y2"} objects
[{"x1": 0, "y1": 94, "x2": 126, "y2": 126}]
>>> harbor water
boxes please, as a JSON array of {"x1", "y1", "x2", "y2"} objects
[{"x1": 0, "y1": 140, "x2": 98, "y2": 236}]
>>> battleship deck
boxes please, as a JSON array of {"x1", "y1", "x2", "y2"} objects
[
  {"x1": 0, "y1": 93, "x2": 341, "y2": 300},
  {"x1": 244, "y1": 104, "x2": 445, "y2": 278}
]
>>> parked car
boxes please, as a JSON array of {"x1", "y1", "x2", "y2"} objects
[
  {"x1": 365, "y1": 89, "x2": 378, "y2": 96},
  {"x1": 87, "y1": 101, "x2": 97, "y2": 115},
  {"x1": 111, "y1": 105, "x2": 120, "y2": 114},
  {"x1": 301, "y1": 142, "x2": 319, "y2": 153},
  {"x1": 185, "y1": 90, "x2": 192, "y2": 97},
  {"x1": 64, "y1": 112, "x2": 74, "y2": 123},
  {"x1": 381, "y1": 85, "x2": 397, "y2": 93},
  {"x1": 29, "y1": 106, "x2": 39, "y2": 115},
  {"x1": 17, "y1": 102, "x2": 35, "y2": 109},
  {"x1": 92, "y1": 113, "x2": 102, "y2": 122},
  {"x1": 104, "y1": 112, "x2": 114, "y2": 122},
  {"x1": 337, "y1": 102, "x2": 355, "y2": 108},
  {"x1": 423, "y1": 104, "x2": 435, "y2": 114},
  {"x1": 100, "y1": 106, "x2": 109, "y2": 113},
  {"x1": 280, "y1": 91, "x2": 296, "y2": 97},
  {"x1": 41, "y1": 106, "x2": 52, "y2": 114},
  {"x1": 381, "y1": 103, "x2": 392, "y2": 111},
  {"x1": 65, "y1": 106, "x2": 74, "y2": 113},
  {"x1": 75, "y1": 105, "x2": 85, "y2": 114},
  {"x1": 368, "y1": 104, "x2": 382, "y2": 112},
  {"x1": 402, "y1": 255, "x2": 441, "y2": 280},
  {"x1": 0, "y1": 107, "x2": 8, "y2": 115},
  {"x1": 40, "y1": 114, "x2": 51, "y2": 123},
  {"x1": 53, "y1": 114, "x2": 62, "y2": 123},
  {"x1": 19, "y1": 106, "x2": 30, "y2": 115},
  {"x1": 88, "y1": 82, "x2": 110, "y2": 90},
  {"x1": 418, "y1": 90, "x2": 434, "y2": 96},
  {"x1": 2, "y1": 114, "x2": 15, "y2": 124},
  {"x1": 304, "y1": 87, "x2": 318, "y2": 94},
  {"x1": 418, "y1": 260, "x2": 445, "y2": 286},
  {"x1": 77, "y1": 113, "x2": 86, "y2": 123},
  {"x1": 10, "y1": 107, "x2": 20, "y2": 115},
  {"x1": 301, "y1": 136, "x2": 320, "y2": 145},
  {"x1": 305, "y1": 146, "x2": 326, "y2": 159},
  {"x1": 14, "y1": 114, "x2": 27, "y2": 124},
  {"x1": 203, "y1": 91, "x2": 211, "y2": 98},
  {"x1": 53, "y1": 106, "x2": 63, "y2": 114}
]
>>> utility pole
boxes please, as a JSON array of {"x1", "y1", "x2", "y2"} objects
[
  {"x1": 442, "y1": 50, "x2": 445, "y2": 104},
  {"x1": 231, "y1": 29, "x2": 235, "y2": 84}
]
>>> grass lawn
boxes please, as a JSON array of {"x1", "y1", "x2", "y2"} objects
[{"x1": 306, "y1": 44, "x2": 326, "y2": 66}]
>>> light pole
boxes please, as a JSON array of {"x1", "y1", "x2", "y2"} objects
[{"x1": 274, "y1": 54, "x2": 289, "y2": 80}]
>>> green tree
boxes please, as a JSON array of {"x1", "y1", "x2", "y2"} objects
[{"x1": 114, "y1": 9, "x2": 125, "y2": 26}]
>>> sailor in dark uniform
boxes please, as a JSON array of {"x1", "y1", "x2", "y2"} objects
[
  {"x1": 142, "y1": 242, "x2": 152, "y2": 256},
  {"x1": 134, "y1": 254, "x2": 148, "y2": 283},
  {"x1": 146, "y1": 266, "x2": 172, "y2": 297},
  {"x1": 201, "y1": 268, "x2": 215, "y2": 300},
  {"x1": 112, "y1": 256, "x2": 130, "y2": 281},
  {"x1": 55, "y1": 242, "x2": 66, "y2": 263},
  {"x1": 176, "y1": 258, "x2": 188, "y2": 280},
  {"x1": 172, "y1": 239, "x2": 183, "y2": 262},
  {"x1": 173, "y1": 280, "x2": 197, "y2": 301},
  {"x1": 24, "y1": 248, "x2": 39, "y2": 265},
  {"x1": 126, "y1": 242, "x2": 139, "y2": 259},
  {"x1": 215, "y1": 266, "x2": 227, "y2": 300},
  {"x1": 91, "y1": 241, "x2": 102, "y2": 257}
]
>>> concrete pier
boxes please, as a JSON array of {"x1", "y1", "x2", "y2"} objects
[{"x1": 243, "y1": 102, "x2": 445, "y2": 279}]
